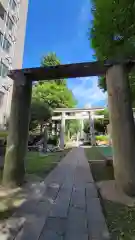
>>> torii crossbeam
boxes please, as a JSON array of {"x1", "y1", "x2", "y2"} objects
[{"x1": 3, "y1": 59, "x2": 135, "y2": 196}]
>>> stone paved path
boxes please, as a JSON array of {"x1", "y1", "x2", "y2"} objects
[{"x1": 0, "y1": 147, "x2": 110, "y2": 240}]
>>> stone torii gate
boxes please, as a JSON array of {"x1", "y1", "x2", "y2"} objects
[
  {"x1": 52, "y1": 107, "x2": 105, "y2": 148},
  {"x1": 3, "y1": 59, "x2": 135, "y2": 196}
]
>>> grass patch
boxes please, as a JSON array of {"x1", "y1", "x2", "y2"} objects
[
  {"x1": 85, "y1": 147, "x2": 114, "y2": 182},
  {"x1": 96, "y1": 135, "x2": 109, "y2": 141},
  {"x1": 102, "y1": 200, "x2": 135, "y2": 239},
  {"x1": 85, "y1": 146, "x2": 104, "y2": 161},
  {"x1": 25, "y1": 150, "x2": 68, "y2": 177},
  {"x1": 0, "y1": 149, "x2": 70, "y2": 181},
  {"x1": 90, "y1": 161, "x2": 114, "y2": 182},
  {"x1": 85, "y1": 147, "x2": 135, "y2": 239}
]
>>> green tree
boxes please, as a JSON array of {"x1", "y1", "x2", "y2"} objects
[
  {"x1": 90, "y1": 0, "x2": 135, "y2": 106},
  {"x1": 41, "y1": 52, "x2": 66, "y2": 85},
  {"x1": 33, "y1": 53, "x2": 77, "y2": 109},
  {"x1": 29, "y1": 101, "x2": 52, "y2": 132},
  {"x1": 84, "y1": 119, "x2": 107, "y2": 135},
  {"x1": 29, "y1": 101, "x2": 52, "y2": 152},
  {"x1": 90, "y1": 0, "x2": 135, "y2": 195},
  {"x1": 83, "y1": 120, "x2": 89, "y2": 134},
  {"x1": 65, "y1": 120, "x2": 81, "y2": 138},
  {"x1": 95, "y1": 109, "x2": 109, "y2": 120},
  {"x1": 32, "y1": 82, "x2": 76, "y2": 109}
]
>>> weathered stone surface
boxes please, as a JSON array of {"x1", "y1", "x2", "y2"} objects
[
  {"x1": 70, "y1": 187, "x2": 85, "y2": 209},
  {"x1": 86, "y1": 198, "x2": 110, "y2": 239},
  {"x1": 0, "y1": 217, "x2": 25, "y2": 240},
  {"x1": 86, "y1": 182, "x2": 98, "y2": 198},
  {"x1": 48, "y1": 185, "x2": 72, "y2": 218},
  {"x1": 65, "y1": 233, "x2": 88, "y2": 240},
  {"x1": 39, "y1": 229, "x2": 63, "y2": 240},
  {"x1": 15, "y1": 216, "x2": 46, "y2": 240},
  {"x1": 66, "y1": 207, "x2": 87, "y2": 234},
  {"x1": 86, "y1": 198, "x2": 105, "y2": 221},
  {"x1": 44, "y1": 217, "x2": 66, "y2": 236},
  {"x1": 0, "y1": 148, "x2": 110, "y2": 240},
  {"x1": 88, "y1": 220, "x2": 110, "y2": 240}
]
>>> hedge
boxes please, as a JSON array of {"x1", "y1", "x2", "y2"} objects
[{"x1": 96, "y1": 135, "x2": 109, "y2": 141}]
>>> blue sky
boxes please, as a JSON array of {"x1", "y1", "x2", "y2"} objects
[{"x1": 23, "y1": 0, "x2": 107, "y2": 107}]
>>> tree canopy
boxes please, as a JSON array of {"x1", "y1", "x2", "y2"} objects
[
  {"x1": 90, "y1": 0, "x2": 135, "y2": 105},
  {"x1": 95, "y1": 109, "x2": 109, "y2": 119},
  {"x1": 29, "y1": 101, "x2": 52, "y2": 131},
  {"x1": 84, "y1": 119, "x2": 107, "y2": 135},
  {"x1": 65, "y1": 120, "x2": 81, "y2": 138},
  {"x1": 32, "y1": 82, "x2": 76, "y2": 109},
  {"x1": 32, "y1": 52, "x2": 77, "y2": 109},
  {"x1": 40, "y1": 52, "x2": 66, "y2": 85}
]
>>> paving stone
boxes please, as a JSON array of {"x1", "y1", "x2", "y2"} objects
[
  {"x1": 39, "y1": 229, "x2": 63, "y2": 240},
  {"x1": 88, "y1": 220, "x2": 110, "y2": 240},
  {"x1": 15, "y1": 200, "x2": 39, "y2": 215},
  {"x1": 0, "y1": 217, "x2": 25, "y2": 240},
  {"x1": 86, "y1": 182, "x2": 98, "y2": 198},
  {"x1": 65, "y1": 233, "x2": 88, "y2": 240},
  {"x1": 42, "y1": 182, "x2": 61, "y2": 202},
  {"x1": 66, "y1": 207, "x2": 87, "y2": 234},
  {"x1": 86, "y1": 198, "x2": 110, "y2": 239},
  {"x1": 86, "y1": 198, "x2": 106, "y2": 221},
  {"x1": 49, "y1": 186, "x2": 72, "y2": 218},
  {"x1": 4, "y1": 148, "x2": 110, "y2": 240},
  {"x1": 70, "y1": 187, "x2": 85, "y2": 209},
  {"x1": 45, "y1": 217, "x2": 66, "y2": 236},
  {"x1": 15, "y1": 216, "x2": 46, "y2": 240}
]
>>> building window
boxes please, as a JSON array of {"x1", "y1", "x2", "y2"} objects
[
  {"x1": 6, "y1": 15, "x2": 14, "y2": 31},
  {"x1": 0, "y1": 91, "x2": 4, "y2": 108},
  {"x1": 3, "y1": 37, "x2": 11, "y2": 53},
  {"x1": 0, "y1": 32, "x2": 11, "y2": 53},
  {"x1": 9, "y1": 0, "x2": 17, "y2": 11},
  {"x1": 0, "y1": 3, "x2": 6, "y2": 20},
  {"x1": 0, "y1": 32, "x2": 3, "y2": 46},
  {"x1": 0, "y1": 61, "x2": 9, "y2": 78}
]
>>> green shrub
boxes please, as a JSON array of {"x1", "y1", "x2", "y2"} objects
[
  {"x1": 47, "y1": 135, "x2": 59, "y2": 146},
  {"x1": 96, "y1": 135, "x2": 109, "y2": 141}
]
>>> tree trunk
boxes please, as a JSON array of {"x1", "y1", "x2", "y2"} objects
[
  {"x1": 40, "y1": 123, "x2": 43, "y2": 134},
  {"x1": 2, "y1": 77, "x2": 32, "y2": 188},
  {"x1": 55, "y1": 121, "x2": 57, "y2": 135},
  {"x1": 43, "y1": 126, "x2": 48, "y2": 153},
  {"x1": 106, "y1": 64, "x2": 135, "y2": 196}
]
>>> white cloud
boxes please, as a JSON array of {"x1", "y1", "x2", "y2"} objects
[
  {"x1": 79, "y1": 1, "x2": 90, "y2": 23},
  {"x1": 72, "y1": 77, "x2": 107, "y2": 106},
  {"x1": 77, "y1": 1, "x2": 90, "y2": 38}
]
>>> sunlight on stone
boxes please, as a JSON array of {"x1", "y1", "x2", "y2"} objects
[
  {"x1": 47, "y1": 198, "x2": 54, "y2": 204},
  {"x1": 13, "y1": 199, "x2": 26, "y2": 207},
  {"x1": 0, "y1": 187, "x2": 21, "y2": 198}
]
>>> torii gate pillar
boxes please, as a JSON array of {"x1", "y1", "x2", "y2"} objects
[
  {"x1": 89, "y1": 111, "x2": 95, "y2": 146},
  {"x1": 106, "y1": 64, "x2": 135, "y2": 195},
  {"x1": 3, "y1": 73, "x2": 32, "y2": 187},
  {"x1": 60, "y1": 112, "x2": 65, "y2": 149}
]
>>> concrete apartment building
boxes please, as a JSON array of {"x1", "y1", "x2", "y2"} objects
[{"x1": 0, "y1": 0, "x2": 28, "y2": 128}]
